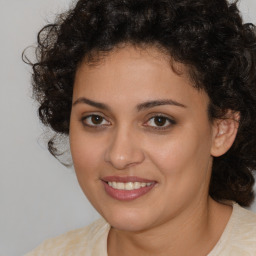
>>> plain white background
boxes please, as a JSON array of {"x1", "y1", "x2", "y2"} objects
[{"x1": 0, "y1": 1, "x2": 255, "y2": 255}]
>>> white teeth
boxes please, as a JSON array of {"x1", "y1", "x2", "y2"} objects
[
  {"x1": 108, "y1": 181, "x2": 153, "y2": 190},
  {"x1": 125, "y1": 182, "x2": 134, "y2": 190},
  {"x1": 116, "y1": 182, "x2": 124, "y2": 189},
  {"x1": 134, "y1": 182, "x2": 140, "y2": 189},
  {"x1": 141, "y1": 183, "x2": 146, "y2": 187}
]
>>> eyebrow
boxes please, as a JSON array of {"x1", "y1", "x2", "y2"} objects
[
  {"x1": 72, "y1": 97, "x2": 186, "y2": 111},
  {"x1": 72, "y1": 97, "x2": 110, "y2": 110},
  {"x1": 137, "y1": 99, "x2": 187, "y2": 111}
]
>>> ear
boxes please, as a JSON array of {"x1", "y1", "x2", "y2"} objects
[{"x1": 211, "y1": 111, "x2": 240, "y2": 157}]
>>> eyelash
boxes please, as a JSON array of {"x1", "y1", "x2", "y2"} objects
[
  {"x1": 144, "y1": 115, "x2": 176, "y2": 130},
  {"x1": 80, "y1": 114, "x2": 176, "y2": 130},
  {"x1": 81, "y1": 114, "x2": 111, "y2": 128}
]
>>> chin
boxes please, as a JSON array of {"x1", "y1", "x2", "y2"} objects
[{"x1": 102, "y1": 206, "x2": 157, "y2": 232}]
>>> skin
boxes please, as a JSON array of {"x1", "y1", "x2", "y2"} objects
[{"x1": 70, "y1": 45, "x2": 238, "y2": 256}]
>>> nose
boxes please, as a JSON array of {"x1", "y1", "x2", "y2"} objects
[{"x1": 104, "y1": 127, "x2": 145, "y2": 170}]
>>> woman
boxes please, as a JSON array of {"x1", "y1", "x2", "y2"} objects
[{"x1": 25, "y1": 0, "x2": 256, "y2": 255}]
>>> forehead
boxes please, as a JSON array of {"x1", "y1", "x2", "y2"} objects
[
  {"x1": 73, "y1": 45, "x2": 209, "y2": 110},
  {"x1": 76, "y1": 45, "x2": 189, "y2": 80}
]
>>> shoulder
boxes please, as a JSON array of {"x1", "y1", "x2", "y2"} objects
[
  {"x1": 213, "y1": 204, "x2": 256, "y2": 256},
  {"x1": 231, "y1": 204, "x2": 256, "y2": 243},
  {"x1": 233, "y1": 204, "x2": 256, "y2": 227},
  {"x1": 25, "y1": 218, "x2": 110, "y2": 256}
]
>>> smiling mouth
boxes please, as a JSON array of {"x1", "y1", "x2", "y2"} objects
[
  {"x1": 107, "y1": 181, "x2": 154, "y2": 190},
  {"x1": 101, "y1": 176, "x2": 156, "y2": 201}
]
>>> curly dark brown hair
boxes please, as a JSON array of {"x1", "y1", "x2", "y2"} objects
[{"x1": 26, "y1": 0, "x2": 256, "y2": 206}]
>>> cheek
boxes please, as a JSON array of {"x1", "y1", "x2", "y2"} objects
[
  {"x1": 148, "y1": 130, "x2": 213, "y2": 211},
  {"x1": 70, "y1": 129, "x2": 103, "y2": 180},
  {"x1": 70, "y1": 134, "x2": 106, "y2": 206},
  {"x1": 148, "y1": 126, "x2": 213, "y2": 182}
]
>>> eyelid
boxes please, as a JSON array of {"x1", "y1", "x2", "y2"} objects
[
  {"x1": 79, "y1": 112, "x2": 176, "y2": 130},
  {"x1": 143, "y1": 113, "x2": 176, "y2": 130},
  {"x1": 80, "y1": 113, "x2": 111, "y2": 127}
]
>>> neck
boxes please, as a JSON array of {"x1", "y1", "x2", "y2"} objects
[{"x1": 107, "y1": 197, "x2": 232, "y2": 256}]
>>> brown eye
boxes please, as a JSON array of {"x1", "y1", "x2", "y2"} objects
[
  {"x1": 81, "y1": 114, "x2": 110, "y2": 127},
  {"x1": 145, "y1": 115, "x2": 176, "y2": 129},
  {"x1": 91, "y1": 115, "x2": 103, "y2": 124},
  {"x1": 154, "y1": 116, "x2": 167, "y2": 126}
]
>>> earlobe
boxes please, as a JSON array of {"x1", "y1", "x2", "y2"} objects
[{"x1": 211, "y1": 111, "x2": 240, "y2": 157}]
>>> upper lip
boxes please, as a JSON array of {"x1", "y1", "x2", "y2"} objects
[{"x1": 102, "y1": 176, "x2": 156, "y2": 183}]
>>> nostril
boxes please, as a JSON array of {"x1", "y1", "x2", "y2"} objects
[{"x1": 104, "y1": 131, "x2": 145, "y2": 170}]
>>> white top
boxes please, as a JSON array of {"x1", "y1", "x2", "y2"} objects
[{"x1": 25, "y1": 204, "x2": 256, "y2": 256}]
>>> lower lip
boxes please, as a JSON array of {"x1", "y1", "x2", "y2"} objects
[{"x1": 102, "y1": 182, "x2": 156, "y2": 201}]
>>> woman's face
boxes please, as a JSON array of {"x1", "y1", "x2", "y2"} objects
[{"x1": 70, "y1": 46, "x2": 217, "y2": 232}]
